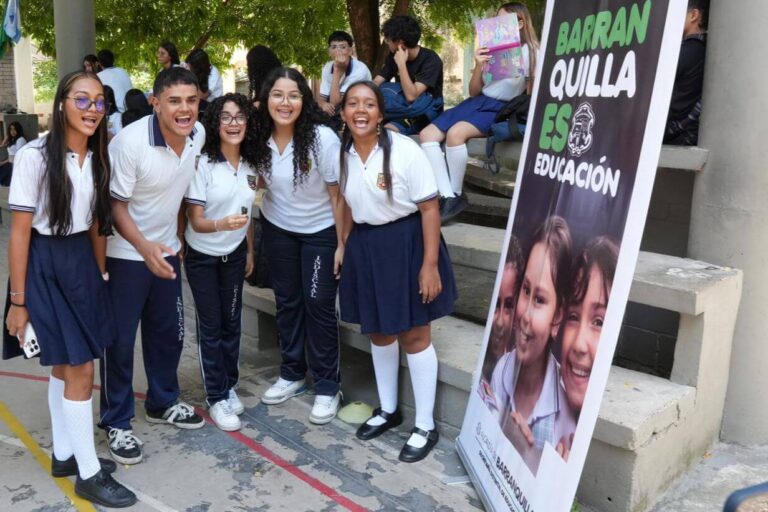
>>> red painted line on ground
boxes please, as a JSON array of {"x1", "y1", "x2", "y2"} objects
[{"x1": 1, "y1": 370, "x2": 370, "y2": 512}]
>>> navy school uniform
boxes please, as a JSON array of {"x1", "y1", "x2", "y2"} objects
[
  {"x1": 339, "y1": 131, "x2": 458, "y2": 335},
  {"x1": 259, "y1": 125, "x2": 341, "y2": 396},
  {"x1": 99, "y1": 115, "x2": 205, "y2": 430},
  {"x1": 2, "y1": 137, "x2": 116, "y2": 365},
  {"x1": 184, "y1": 152, "x2": 257, "y2": 406}
]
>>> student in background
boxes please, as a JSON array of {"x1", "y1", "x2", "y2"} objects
[
  {"x1": 0, "y1": 121, "x2": 27, "y2": 186},
  {"x1": 186, "y1": 48, "x2": 224, "y2": 102},
  {"x1": 373, "y1": 15, "x2": 444, "y2": 136},
  {"x1": 103, "y1": 86, "x2": 122, "y2": 140},
  {"x1": 97, "y1": 49, "x2": 133, "y2": 113},
  {"x1": 83, "y1": 54, "x2": 102, "y2": 73},
  {"x1": 337, "y1": 81, "x2": 458, "y2": 463},
  {"x1": 664, "y1": 0, "x2": 708, "y2": 146},
  {"x1": 184, "y1": 93, "x2": 258, "y2": 432},
  {"x1": 99, "y1": 67, "x2": 205, "y2": 465},
  {"x1": 157, "y1": 41, "x2": 181, "y2": 71},
  {"x1": 252, "y1": 68, "x2": 344, "y2": 425},
  {"x1": 3, "y1": 71, "x2": 136, "y2": 507},
  {"x1": 317, "y1": 31, "x2": 372, "y2": 122},
  {"x1": 246, "y1": 45, "x2": 282, "y2": 107},
  {"x1": 420, "y1": 2, "x2": 539, "y2": 222},
  {"x1": 121, "y1": 88, "x2": 153, "y2": 128}
]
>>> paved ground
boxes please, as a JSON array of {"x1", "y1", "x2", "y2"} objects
[{"x1": 1, "y1": 215, "x2": 767, "y2": 512}]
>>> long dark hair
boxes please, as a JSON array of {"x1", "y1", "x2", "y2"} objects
[
  {"x1": 160, "y1": 41, "x2": 180, "y2": 66},
  {"x1": 103, "y1": 85, "x2": 118, "y2": 116},
  {"x1": 246, "y1": 45, "x2": 281, "y2": 102},
  {"x1": 338, "y1": 81, "x2": 393, "y2": 200},
  {"x1": 44, "y1": 71, "x2": 112, "y2": 236},
  {"x1": 7, "y1": 122, "x2": 24, "y2": 145},
  {"x1": 186, "y1": 49, "x2": 212, "y2": 94},
  {"x1": 252, "y1": 67, "x2": 331, "y2": 188},
  {"x1": 202, "y1": 93, "x2": 259, "y2": 169}
]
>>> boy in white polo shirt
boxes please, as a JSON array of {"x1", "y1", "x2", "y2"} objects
[
  {"x1": 317, "y1": 31, "x2": 372, "y2": 120},
  {"x1": 99, "y1": 67, "x2": 206, "y2": 465}
]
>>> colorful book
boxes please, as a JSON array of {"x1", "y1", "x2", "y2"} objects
[{"x1": 475, "y1": 13, "x2": 525, "y2": 82}]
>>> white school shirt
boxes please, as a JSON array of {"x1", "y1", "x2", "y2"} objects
[
  {"x1": 108, "y1": 114, "x2": 205, "y2": 260},
  {"x1": 98, "y1": 66, "x2": 134, "y2": 112},
  {"x1": 319, "y1": 57, "x2": 372, "y2": 99},
  {"x1": 207, "y1": 65, "x2": 224, "y2": 100},
  {"x1": 7, "y1": 136, "x2": 26, "y2": 162},
  {"x1": 184, "y1": 154, "x2": 258, "y2": 256},
  {"x1": 342, "y1": 131, "x2": 438, "y2": 226},
  {"x1": 9, "y1": 136, "x2": 94, "y2": 235},
  {"x1": 260, "y1": 125, "x2": 339, "y2": 234},
  {"x1": 482, "y1": 43, "x2": 531, "y2": 102},
  {"x1": 107, "y1": 112, "x2": 122, "y2": 138}
]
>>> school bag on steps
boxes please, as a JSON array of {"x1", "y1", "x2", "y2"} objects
[{"x1": 484, "y1": 93, "x2": 530, "y2": 174}]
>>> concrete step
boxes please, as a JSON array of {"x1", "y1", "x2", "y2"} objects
[{"x1": 464, "y1": 161, "x2": 516, "y2": 197}]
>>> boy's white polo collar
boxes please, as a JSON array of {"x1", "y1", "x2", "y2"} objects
[{"x1": 148, "y1": 113, "x2": 199, "y2": 148}]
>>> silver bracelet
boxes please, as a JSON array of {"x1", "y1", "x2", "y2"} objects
[{"x1": 9, "y1": 291, "x2": 25, "y2": 297}]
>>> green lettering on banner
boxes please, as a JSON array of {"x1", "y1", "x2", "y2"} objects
[
  {"x1": 608, "y1": 7, "x2": 627, "y2": 47},
  {"x1": 539, "y1": 103, "x2": 559, "y2": 150},
  {"x1": 591, "y1": 10, "x2": 613, "y2": 50},
  {"x1": 552, "y1": 103, "x2": 572, "y2": 153},
  {"x1": 566, "y1": 18, "x2": 582, "y2": 54},
  {"x1": 580, "y1": 14, "x2": 596, "y2": 52},
  {"x1": 628, "y1": 0, "x2": 652, "y2": 45},
  {"x1": 556, "y1": 21, "x2": 570, "y2": 55}
]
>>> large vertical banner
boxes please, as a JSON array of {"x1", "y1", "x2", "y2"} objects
[{"x1": 457, "y1": 1, "x2": 687, "y2": 510}]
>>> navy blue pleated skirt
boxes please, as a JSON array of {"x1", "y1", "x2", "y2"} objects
[
  {"x1": 339, "y1": 212, "x2": 457, "y2": 335},
  {"x1": 3, "y1": 231, "x2": 116, "y2": 366}
]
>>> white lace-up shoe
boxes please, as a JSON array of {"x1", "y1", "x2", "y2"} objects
[
  {"x1": 309, "y1": 392, "x2": 342, "y2": 425},
  {"x1": 228, "y1": 389, "x2": 244, "y2": 415},
  {"x1": 261, "y1": 378, "x2": 307, "y2": 405},
  {"x1": 209, "y1": 400, "x2": 242, "y2": 431}
]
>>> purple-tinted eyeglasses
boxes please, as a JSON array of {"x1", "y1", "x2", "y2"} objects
[{"x1": 67, "y1": 96, "x2": 107, "y2": 113}]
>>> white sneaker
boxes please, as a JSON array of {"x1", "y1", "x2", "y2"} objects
[
  {"x1": 209, "y1": 400, "x2": 241, "y2": 432},
  {"x1": 228, "y1": 389, "x2": 245, "y2": 415},
  {"x1": 309, "y1": 392, "x2": 342, "y2": 425},
  {"x1": 261, "y1": 377, "x2": 307, "y2": 405}
]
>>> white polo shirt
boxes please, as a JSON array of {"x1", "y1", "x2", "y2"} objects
[
  {"x1": 9, "y1": 136, "x2": 94, "y2": 235},
  {"x1": 208, "y1": 65, "x2": 224, "y2": 100},
  {"x1": 260, "y1": 125, "x2": 339, "y2": 234},
  {"x1": 108, "y1": 114, "x2": 205, "y2": 261},
  {"x1": 342, "y1": 131, "x2": 438, "y2": 226},
  {"x1": 319, "y1": 57, "x2": 372, "y2": 99},
  {"x1": 184, "y1": 154, "x2": 258, "y2": 256},
  {"x1": 98, "y1": 66, "x2": 133, "y2": 112},
  {"x1": 7, "y1": 136, "x2": 27, "y2": 162}
]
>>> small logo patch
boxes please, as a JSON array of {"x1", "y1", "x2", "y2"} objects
[
  {"x1": 376, "y1": 173, "x2": 387, "y2": 190},
  {"x1": 247, "y1": 175, "x2": 258, "y2": 190}
]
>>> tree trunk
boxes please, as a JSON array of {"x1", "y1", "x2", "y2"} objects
[{"x1": 347, "y1": 0, "x2": 380, "y2": 72}]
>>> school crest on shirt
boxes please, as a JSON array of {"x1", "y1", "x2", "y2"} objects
[
  {"x1": 376, "y1": 173, "x2": 388, "y2": 190},
  {"x1": 247, "y1": 174, "x2": 258, "y2": 190}
]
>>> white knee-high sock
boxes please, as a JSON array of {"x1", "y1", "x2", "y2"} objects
[
  {"x1": 48, "y1": 376, "x2": 73, "y2": 461},
  {"x1": 367, "y1": 341, "x2": 400, "y2": 427},
  {"x1": 421, "y1": 142, "x2": 455, "y2": 198},
  {"x1": 446, "y1": 144, "x2": 469, "y2": 195},
  {"x1": 406, "y1": 344, "x2": 438, "y2": 447},
  {"x1": 61, "y1": 397, "x2": 101, "y2": 479}
]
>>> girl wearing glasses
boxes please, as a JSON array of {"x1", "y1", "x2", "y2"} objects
[
  {"x1": 251, "y1": 67, "x2": 345, "y2": 425},
  {"x1": 183, "y1": 93, "x2": 258, "y2": 432},
  {"x1": 3, "y1": 71, "x2": 136, "y2": 507}
]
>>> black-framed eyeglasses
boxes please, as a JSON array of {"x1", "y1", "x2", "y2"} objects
[
  {"x1": 67, "y1": 96, "x2": 107, "y2": 113},
  {"x1": 220, "y1": 113, "x2": 247, "y2": 125}
]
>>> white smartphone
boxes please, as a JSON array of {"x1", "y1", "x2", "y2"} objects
[{"x1": 21, "y1": 323, "x2": 40, "y2": 358}]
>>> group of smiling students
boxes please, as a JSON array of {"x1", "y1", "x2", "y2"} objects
[{"x1": 2, "y1": 64, "x2": 459, "y2": 507}]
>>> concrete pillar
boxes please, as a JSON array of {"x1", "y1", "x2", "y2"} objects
[
  {"x1": 14, "y1": 38, "x2": 35, "y2": 113},
  {"x1": 688, "y1": 0, "x2": 768, "y2": 443},
  {"x1": 53, "y1": 0, "x2": 95, "y2": 79}
]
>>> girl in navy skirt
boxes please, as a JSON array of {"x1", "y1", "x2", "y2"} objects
[
  {"x1": 337, "y1": 81, "x2": 458, "y2": 462},
  {"x1": 184, "y1": 93, "x2": 258, "y2": 432},
  {"x1": 420, "y1": 2, "x2": 539, "y2": 221},
  {"x1": 3, "y1": 71, "x2": 135, "y2": 507},
  {"x1": 251, "y1": 68, "x2": 345, "y2": 424}
]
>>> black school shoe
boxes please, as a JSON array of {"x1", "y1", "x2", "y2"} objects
[
  {"x1": 75, "y1": 469, "x2": 137, "y2": 508},
  {"x1": 355, "y1": 408, "x2": 403, "y2": 441},
  {"x1": 398, "y1": 427, "x2": 439, "y2": 463},
  {"x1": 439, "y1": 193, "x2": 469, "y2": 224},
  {"x1": 51, "y1": 455, "x2": 117, "y2": 478}
]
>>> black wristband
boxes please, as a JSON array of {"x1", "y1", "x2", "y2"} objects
[{"x1": 10, "y1": 301, "x2": 26, "y2": 308}]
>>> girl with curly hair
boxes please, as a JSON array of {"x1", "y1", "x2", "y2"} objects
[
  {"x1": 252, "y1": 67, "x2": 344, "y2": 425},
  {"x1": 183, "y1": 93, "x2": 259, "y2": 432}
]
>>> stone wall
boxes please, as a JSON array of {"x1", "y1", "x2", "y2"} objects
[{"x1": 0, "y1": 47, "x2": 17, "y2": 110}]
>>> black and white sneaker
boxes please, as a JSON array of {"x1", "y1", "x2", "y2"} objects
[
  {"x1": 107, "y1": 428, "x2": 143, "y2": 465},
  {"x1": 145, "y1": 401, "x2": 205, "y2": 429}
]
